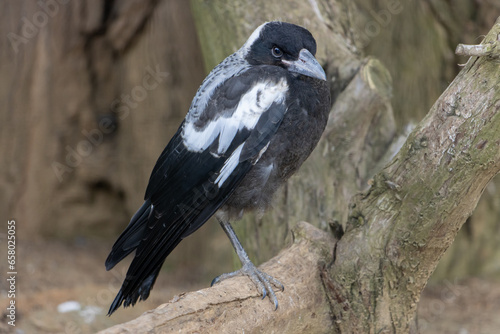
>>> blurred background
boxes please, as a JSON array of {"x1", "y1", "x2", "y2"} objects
[{"x1": 1, "y1": 0, "x2": 500, "y2": 333}]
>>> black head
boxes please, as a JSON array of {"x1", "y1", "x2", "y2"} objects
[{"x1": 243, "y1": 22, "x2": 325, "y2": 81}]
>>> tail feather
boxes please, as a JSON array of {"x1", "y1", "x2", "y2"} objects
[
  {"x1": 105, "y1": 200, "x2": 152, "y2": 270},
  {"x1": 107, "y1": 265, "x2": 162, "y2": 315}
]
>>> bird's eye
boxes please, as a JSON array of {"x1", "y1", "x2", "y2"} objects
[{"x1": 272, "y1": 47, "x2": 283, "y2": 58}]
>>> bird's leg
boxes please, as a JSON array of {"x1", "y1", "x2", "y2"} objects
[{"x1": 212, "y1": 218, "x2": 284, "y2": 309}]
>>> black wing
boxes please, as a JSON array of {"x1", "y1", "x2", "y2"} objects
[{"x1": 105, "y1": 66, "x2": 290, "y2": 314}]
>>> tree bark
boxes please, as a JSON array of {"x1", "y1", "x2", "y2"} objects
[{"x1": 98, "y1": 11, "x2": 500, "y2": 334}]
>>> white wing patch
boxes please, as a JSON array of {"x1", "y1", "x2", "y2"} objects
[
  {"x1": 215, "y1": 143, "x2": 244, "y2": 186},
  {"x1": 182, "y1": 78, "x2": 288, "y2": 155}
]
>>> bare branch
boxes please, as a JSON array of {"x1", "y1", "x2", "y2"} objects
[{"x1": 455, "y1": 41, "x2": 500, "y2": 58}]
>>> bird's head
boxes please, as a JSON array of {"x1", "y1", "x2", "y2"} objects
[{"x1": 242, "y1": 21, "x2": 327, "y2": 81}]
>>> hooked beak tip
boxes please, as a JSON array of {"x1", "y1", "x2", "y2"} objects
[{"x1": 283, "y1": 49, "x2": 327, "y2": 81}]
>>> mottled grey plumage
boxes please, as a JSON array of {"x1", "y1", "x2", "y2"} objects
[
  {"x1": 106, "y1": 21, "x2": 331, "y2": 315},
  {"x1": 221, "y1": 75, "x2": 329, "y2": 219}
]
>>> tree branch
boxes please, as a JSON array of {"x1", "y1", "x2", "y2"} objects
[{"x1": 455, "y1": 29, "x2": 500, "y2": 58}]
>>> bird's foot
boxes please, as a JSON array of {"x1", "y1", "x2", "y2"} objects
[{"x1": 211, "y1": 262, "x2": 284, "y2": 310}]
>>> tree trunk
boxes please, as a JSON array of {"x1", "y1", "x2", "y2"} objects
[
  {"x1": 98, "y1": 7, "x2": 500, "y2": 334},
  {"x1": 326, "y1": 19, "x2": 500, "y2": 331}
]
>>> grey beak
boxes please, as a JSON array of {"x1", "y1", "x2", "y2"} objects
[{"x1": 282, "y1": 49, "x2": 327, "y2": 81}]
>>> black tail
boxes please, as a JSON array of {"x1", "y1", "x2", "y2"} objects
[
  {"x1": 106, "y1": 199, "x2": 154, "y2": 315},
  {"x1": 106, "y1": 235, "x2": 184, "y2": 315},
  {"x1": 105, "y1": 153, "x2": 246, "y2": 315},
  {"x1": 105, "y1": 199, "x2": 187, "y2": 315}
]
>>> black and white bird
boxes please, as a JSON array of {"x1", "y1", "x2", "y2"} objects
[{"x1": 105, "y1": 21, "x2": 331, "y2": 315}]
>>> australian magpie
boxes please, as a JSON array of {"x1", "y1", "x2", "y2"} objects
[{"x1": 105, "y1": 21, "x2": 331, "y2": 315}]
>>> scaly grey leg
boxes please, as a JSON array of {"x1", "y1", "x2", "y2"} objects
[{"x1": 212, "y1": 217, "x2": 284, "y2": 309}]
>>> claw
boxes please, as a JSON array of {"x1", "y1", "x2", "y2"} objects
[
  {"x1": 211, "y1": 270, "x2": 239, "y2": 287},
  {"x1": 210, "y1": 277, "x2": 217, "y2": 287}
]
